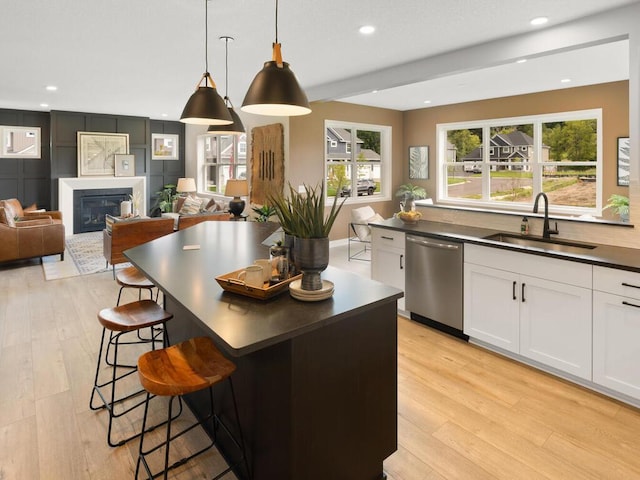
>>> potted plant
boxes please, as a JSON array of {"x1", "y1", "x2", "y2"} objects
[
  {"x1": 395, "y1": 183, "x2": 427, "y2": 212},
  {"x1": 604, "y1": 194, "x2": 629, "y2": 222},
  {"x1": 269, "y1": 183, "x2": 346, "y2": 291},
  {"x1": 251, "y1": 204, "x2": 277, "y2": 222},
  {"x1": 152, "y1": 184, "x2": 178, "y2": 214}
]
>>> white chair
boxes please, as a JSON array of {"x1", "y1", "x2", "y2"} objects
[{"x1": 348, "y1": 206, "x2": 383, "y2": 261}]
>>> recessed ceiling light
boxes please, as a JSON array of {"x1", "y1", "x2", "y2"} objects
[
  {"x1": 530, "y1": 16, "x2": 548, "y2": 26},
  {"x1": 371, "y1": 90, "x2": 378, "y2": 94},
  {"x1": 161, "y1": 113, "x2": 168, "y2": 117},
  {"x1": 45, "y1": 85, "x2": 57, "y2": 91},
  {"x1": 423, "y1": 100, "x2": 432, "y2": 104},
  {"x1": 516, "y1": 58, "x2": 527, "y2": 64},
  {"x1": 40, "y1": 103, "x2": 49, "y2": 107},
  {"x1": 560, "y1": 78, "x2": 571, "y2": 83},
  {"x1": 359, "y1": 25, "x2": 375, "y2": 35}
]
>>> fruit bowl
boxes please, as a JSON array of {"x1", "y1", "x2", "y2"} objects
[{"x1": 395, "y1": 210, "x2": 422, "y2": 224}]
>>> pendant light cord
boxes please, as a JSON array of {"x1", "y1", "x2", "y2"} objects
[
  {"x1": 275, "y1": 0, "x2": 278, "y2": 44},
  {"x1": 204, "y1": 0, "x2": 209, "y2": 77},
  {"x1": 224, "y1": 37, "x2": 229, "y2": 103}
]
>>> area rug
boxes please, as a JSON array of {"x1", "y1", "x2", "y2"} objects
[{"x1": 43, "y1": 231, "x2": 129, "y2": 280}]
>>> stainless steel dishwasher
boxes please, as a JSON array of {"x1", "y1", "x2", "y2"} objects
[{"x1": 405, "y1": 235, "x2": 465, "y2": 338}]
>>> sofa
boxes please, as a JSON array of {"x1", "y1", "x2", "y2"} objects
[
  {"x1": 103, "y1": 216, "x2": 174, "y2": 276},
  {"x1": 161, "y1": 195, "x2": 231, "y2": 230},
  {"x1": 0, "y1": 198, "x2": 65, "y2": 263}
]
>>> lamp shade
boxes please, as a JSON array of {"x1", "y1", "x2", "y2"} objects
[
  {"x1": 225, "y1": 179, "x2": 248, "y2": 197},
  {"x1": 241, "y1": 60, "x2": 311, "y2": 116},
  {"x1": 208, "y1": 106, "x2": 245, "y2": 134},
  {"x1": 181, "y1": 83, "x2": 234, "y2": 125},
  {"x1": 176, "y1": 177, "x2": 197, "y2": 193}
]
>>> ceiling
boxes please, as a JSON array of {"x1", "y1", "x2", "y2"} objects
[{"x1": 0, "y1": 0, "x2": 636, "y2": 120}]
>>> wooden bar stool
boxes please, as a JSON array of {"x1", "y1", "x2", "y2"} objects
[
  {"x1": 90, "y1": 299, "x2": 175, "y2": 447},
  {"x1": 135, "y1": 336, "x2": 250, "y2": 480},
  {"x1": 116, "y1": 266, "x2": 157, "y2": 306}
]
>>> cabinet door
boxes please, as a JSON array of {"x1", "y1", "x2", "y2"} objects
[
  {"x1": 464, "y1": 263, "x2": 519, "y2": 353},
  {"x1": 593, "y1": 291, "x2": 640, "y2": 400},
  {"x1": 519, "y1": 275, "x2": 592, "y2": 379},
  {"x1": 372, "y1": 246, "x2": 405, "y2": 310}
]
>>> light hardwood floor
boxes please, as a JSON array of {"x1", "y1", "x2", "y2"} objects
[{"x1": 1, "y1": 257, "x2": 640, "y2": 479}]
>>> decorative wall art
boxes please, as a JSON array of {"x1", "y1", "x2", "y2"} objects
[
  {"x1": 409, "y1": 145, "x2": 429, "y2": 179},
  {"x1": 151, "y1": 133, "x2": 179, "y2": 160},
  {"x1": 250, "y1": 123, "x2": 285, "y2": 204},
  {"x1": 114, "y1": 154, "x2": 135, "y2": 177},
  {"x1": 0, "y1": 125, "x2": 41, "y2": 158},
  {"x1": 77, "y1": 132, "x2": 129, "y2": 177},
  {"x1": 617, "y1": 137, "x2": 630, "y2": 186}
]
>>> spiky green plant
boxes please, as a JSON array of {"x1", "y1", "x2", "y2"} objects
[
  {"x1": 268, "y1": 183, "x2": 346, "y2": 238},
  {"x1": 395, "y1": 183, "x2": 427, "y2": 200}
]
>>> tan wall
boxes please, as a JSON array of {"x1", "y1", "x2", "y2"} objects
[
  {"x1": 289, "y1": 101, "x2": 404, "y2": 240},
  {"x1": 402, "y1": 81, "x2": 637, "y2": 248}
]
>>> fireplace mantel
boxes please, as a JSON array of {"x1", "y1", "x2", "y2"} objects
[{"x1": 59, "y1": 177, "x2": 146, "y2": 235}]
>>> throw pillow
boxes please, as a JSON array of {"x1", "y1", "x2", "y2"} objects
[
  {"x1": 179, "y1": 196, "x2": 202, "y2": 215},
  {"x1": 351, "y1": 206, "x2": 376, "y2": 241},
  {"x1": 0, "y1": 207, "x2": 15, "y2": 227},
  {"x1": 173, "y1": 196, "x2": 186, "y2": 213}
]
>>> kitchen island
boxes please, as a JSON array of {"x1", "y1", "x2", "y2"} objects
[{"x1": 124, "y1": 221, "x2": 402, "y2": 480}]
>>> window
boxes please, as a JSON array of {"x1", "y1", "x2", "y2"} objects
[
  {"x1": 325, "y1": 120, "x2": 391, "y2": 201},
  {"x1": 198, "y1": 133, "x2": 247, "y2": 194},
  {"x1": 437, "y1": 109, "x2": 602, "y2": 216}
]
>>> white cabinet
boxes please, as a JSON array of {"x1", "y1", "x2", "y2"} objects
[
  {"x1": 593, "y1": 267, "x2": 640, "y2": 400},
  {"x1": 371, "y1": 228, "x2": 405, "y2": 311},
  {"x1": 464, "y1": 244, "x2": 592, "y2": 379}
]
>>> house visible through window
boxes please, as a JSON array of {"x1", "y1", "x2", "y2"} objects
[
  {"x1": 325, "y1": 120, "x2": 391, "y2": 201},
  {"x1": 198, "y1": 133, "x2": 247, "y2": 194},
  {"x1": 437, "y1": 109, "x2": 602, "y2": 216}
]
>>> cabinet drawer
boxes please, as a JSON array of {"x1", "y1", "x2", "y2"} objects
[
  {"x1": 594, "y1": 266, "x2": 640, "y2": 300},
  {"x1": 372, "y1": 228, "x2": 405, "y2": 250},
  {"x1": 466, "y1": 244, "x2": 591, "y2": 289}
]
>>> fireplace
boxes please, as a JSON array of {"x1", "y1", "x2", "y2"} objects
[{"x1": 73, "y1": 188, "x2": 132, "y2": 234}]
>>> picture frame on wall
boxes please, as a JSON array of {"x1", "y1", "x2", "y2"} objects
[
  {"x1": 151, "y1": 133, "x2": 179, "y2": 160},
  {"x1": 0, "y1": 125, "x2": 41, "y2": 158},
  {"x1": 77, "y1": 131, "x2": 129, "y2": 177},
  {"x1": 617, "y1": 137, "x2": 630, "y2": 186},
  {"x1": 114, "y1": 154, "x2": 135, "y2": 177},
  {"x1": 409, "y1": 145, "x2": 429, "y2": 179}
]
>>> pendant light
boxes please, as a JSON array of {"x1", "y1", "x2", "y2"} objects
[
  {"x1": 208, "y1": 36, "x2": 246, "y2": 134},
  {"x1": 180, "y1": 0, "x2": 233, "y2": 125},
  {"x1": 241, "y1": 0, "x2": 311, "y2": 116}
]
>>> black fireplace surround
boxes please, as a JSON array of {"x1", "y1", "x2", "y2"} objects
[{"x1": 73, "y1": 188, "x2": 132, "y2": 234}]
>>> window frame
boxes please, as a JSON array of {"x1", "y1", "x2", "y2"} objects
[
  {"x1": 436, "y1": 108, "x2": 603, "y2": 217},
  {"x1": 197, "y1": 132, "x2": 247, "y2": 196},
  {"x1": 324, "y1": 119, "x2": 392, "y2": 205}
]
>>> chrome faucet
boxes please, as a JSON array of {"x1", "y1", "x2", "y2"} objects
[{"x1": 533, "y1": 192, "x2": 559, "y2": 239}]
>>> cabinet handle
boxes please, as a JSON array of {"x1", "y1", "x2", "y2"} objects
[
  {"x1": 622, "y1": 300, "x2": 640, "y2": 309},
  {"x1": 400, "y1": 254, "x2": 404, "y2": 270},
  {"x1": 521, "y1": 283, "x2": 526, "y2": 302},
  {"x1": 512, "y1": 281, "x2": 517, "y2": 300},
  {"x1": 381, "y1": 236, "x2": 394, "y2": 241},
  {"x1": 621, "y1": 282, "x2": 640, "y2": 289}
]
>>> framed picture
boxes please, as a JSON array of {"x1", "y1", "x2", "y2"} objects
[
  {"x1": 77, "y1": 132, "x2": 129, "y2": 177},
  {"x1": 114, "y1": 154, "x2": 135, "y2": 177},
  {"x1": 1, "y1": 125, "x2": 41, "y2": 158},
  {"x1": 617, "y1": 137, "x2": 630, "y2": 186},
  {"x1": 151, "y1": 133, "x2": 179, "y2": 160},
  {"x1": 409, "y1": 145, "x2": 429, "y2": 179}
]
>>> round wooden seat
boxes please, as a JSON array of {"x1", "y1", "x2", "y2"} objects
[
  {"x1": 116, "y1": 266, "x2": 155, "y2": 289},
  {"x1": 98, "y1": 300, "x2": 173, "y2": 332},
  {"x1": 138, "y1": 337, "x2": 236, "y2": 397}
]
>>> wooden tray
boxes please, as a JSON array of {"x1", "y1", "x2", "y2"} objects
[{"x1": 215, "y1": 269, "x2": 302, "y2": 300}]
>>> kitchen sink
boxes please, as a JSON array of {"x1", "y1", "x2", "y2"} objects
[{"x1": 483, "y1": 233, "x2": 597, "y2": 254}]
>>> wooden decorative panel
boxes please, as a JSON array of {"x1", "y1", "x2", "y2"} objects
[{"x1": 250, "y1": 123, "x2": 284, "y2": 205}]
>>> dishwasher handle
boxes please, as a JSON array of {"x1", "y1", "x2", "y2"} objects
[{"x1": 407, "y1": 236, "x2": 461, "y2": 250}]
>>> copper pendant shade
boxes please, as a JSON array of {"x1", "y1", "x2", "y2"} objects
[
  {"x1": 180, "y1": 1, "x2": 233, "y2": 125},
  {"x1": 241, "y1": 0, "x2": 311, "y2": 117}
]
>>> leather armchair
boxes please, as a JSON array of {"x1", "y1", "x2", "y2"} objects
[{"x1": 0, "y1": 199, "x2": 65, "y2": 263}]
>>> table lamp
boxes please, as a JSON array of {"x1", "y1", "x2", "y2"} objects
[
  {"x1": 176, "y1": 177, "x2": 197, "y2": 197},
  {"x1": 225, "y1": 179, "x2": 248, "y2": 217}
]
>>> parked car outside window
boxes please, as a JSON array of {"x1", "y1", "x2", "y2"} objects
[{"x1": 340, "y1": 179, "x2": 376, "y2": 197}]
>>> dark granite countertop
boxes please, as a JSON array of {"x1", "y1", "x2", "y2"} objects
[
  {"x1": 371, "y1": 217, "x2": 640, "y2": 273},
  {"x1": 124, "y1": 221, "x2": 403, "y2": 356}
]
